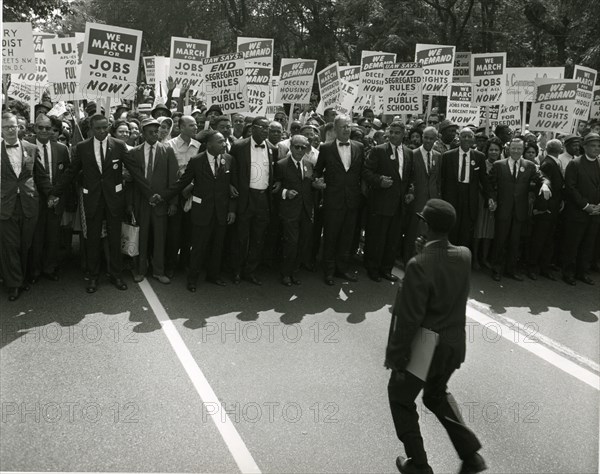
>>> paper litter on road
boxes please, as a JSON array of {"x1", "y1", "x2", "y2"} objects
[
  {"x1": 338, "y1": 289, "x2": 348, "y2": 301},
  {"x1": 142, "y1": 306, "x2": 148, "y2": 311},
  {"x1": 289, "y1": 295, "x2": 297, "y2": 301}
]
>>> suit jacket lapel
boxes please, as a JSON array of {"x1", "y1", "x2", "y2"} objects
[{"x1": 1, "y1": 142, "x2": 18, "y2": 179}]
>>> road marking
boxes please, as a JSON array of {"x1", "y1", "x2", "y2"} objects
[
  {"x1": 138, "y1": 280, "x2": 261, "y2": 474},
  {"x1": 466, "y1": 304, "x2": 599, "y2": 391}
]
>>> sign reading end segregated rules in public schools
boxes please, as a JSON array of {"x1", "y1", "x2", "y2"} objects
[{"x1": 201, "y1": 52, "x2": 248, "y2": 114}]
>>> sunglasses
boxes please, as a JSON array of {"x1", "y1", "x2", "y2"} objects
[{"x1": 293, "y1": 145, "x2": 308, "y2": 150}]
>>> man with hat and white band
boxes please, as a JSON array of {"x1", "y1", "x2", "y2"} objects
[
  {"x1": 558, "y1": 134, "x2": 581, "y2": 177},
  {"x1": 386, "y1": 199, "x2": 486, "y2": 474}
]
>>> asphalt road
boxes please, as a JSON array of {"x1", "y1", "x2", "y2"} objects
[{"x1": 1, "y1": 258, "x2": 598, "y2": 473}]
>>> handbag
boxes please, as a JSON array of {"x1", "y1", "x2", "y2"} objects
[{"x1": 121, "y1": 212, "x2": 139, "y2": 257}]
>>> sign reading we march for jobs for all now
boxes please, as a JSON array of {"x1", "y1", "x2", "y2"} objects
[
  {"x1": 169, "y1": 37, "x2": 211, "y2": 90},
  {"x1": 471, "y1": 52, "x2": 506, "y2": 105}
]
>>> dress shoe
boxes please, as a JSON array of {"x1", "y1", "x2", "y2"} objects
[
  {"x1": 563, "y1": 274, "x2": 576, "y2": 286},
  {"x1": 492, "y1": 271, "x2": 501, "y2": 282},
  {"x1": 291, "y1": 276, "x2": 301, "y2": 285},
  {"x1": 232, "y1": 274, "x2": 241, "y2": 285},
  {"x1": 187, "y1": 282, "x2": 197, "y2": 292},
  {"x1": 21, "y1": 283, "x2": 30, "y2": 292},
  {"x1": 381, "y1": 272, "x2": 399, "y2": 282},
  {"x1": 334, "y1": 271, "x2": 357, "y2": 282},
  {"x1": 153, "y1": 274, "x2": 171, "y2": 284},
  {"x1": 395, "y1": 456, "x2": 433, "y2": 474},
  {"x1": 540, "y1": 270, "x2": 557, "y2": 281},
  {"x1": 507, "y1": 272, "x2": 524, "y2": 281},
  {"x1": 526, "y1": 271, "x2": 538, "y2": 280},
  {"x1": 133, "y1": 273, "x2": 145, "y2": 283},
  {"x1": 28, "y1": 275, "x2": 39, "y2": 284},
  {"x1": 109, "y1": 276, "x2": 128, "y2": 290},
  {"x1": 324, "y1": 275, "x2": 334, "y2": 286},
  {"x1": 206, "y1": 277, "x2": 226, "y2": 286},
  {"x1": 281, "y1": 276, "x2": 292, "y2": 287},
  {"x1": 43, "y1": 271, "x2": 59, "y2": 281},
  {"x1": 368, "y1": 271, "x2": 381, "y2": 282},
  {"x1": 576, "y1": 273, "x2": 595, "y2": 285},
  {"x1": 243, "y1": 273, "x2": 262, "y2": 286},
  {"x1": 8, "y1": 287, "x2": 20, "y2": 301},
  {"x1": 86, "y1": 279, "x2": 98, "y2": 293},
  {"x1": 459, "y1": 452, "x2": 487, "y2": 474}
]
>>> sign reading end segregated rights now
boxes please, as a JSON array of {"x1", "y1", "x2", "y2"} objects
[
  {"x1": 276, "y1": 59, "x2": 317, "y2": 104},
  {"x1": 201, "y1": 52, "x2": 248, "y2": 114},
  {"x1": 79, "y1": 22, "x2": 142, "y2": 100},
  {"x1": 529, "y1": 78, "x2": 579, "y2": 134}
]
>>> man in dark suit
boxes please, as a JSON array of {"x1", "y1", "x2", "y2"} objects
[
  {"x1": 129, "y1": 118, "x2": 178, "y2": 284},
  {"x1": 1, "y1": 112, "x2": 53, "y2": 301},
  {"x1": 404, "y1": 126, "x2": 441, "y2": 263},
  {"x1": 29, "y1": 114, "x2": 72, "y2": 282},
  {"x1": 314, "y1": 114, "x2": 364, "y2": 285},
  {"x1": 51, "y1": 114, "x2": 156, "y2": 293},
  {"x1": 489, "y1": 138, "x2": 550, "y2": 281},
  {"x1": 528, "y1": 139, "x2": 564, "y2": 280},
  {"x1": 562, "y1": 133, "x2": 600, "y2": 285},
  {"x1": 229, "y1": 116, "x2": 279, "y2": 285},
  {"x1": 385, "y1": 199, "x2": 486, "y2": 474},
  {"x1": 160, "y1": 130, "x2": 236, "y2": 291},
  {"x1": 274, "y1": 134, "x2": 315, "y2": 286},
  {"x1": 440, "y1": 128, "x2": 494, "y2": 248},
  {"x1": 362, "y1": 120, "x2": 413, "y2": 282}
]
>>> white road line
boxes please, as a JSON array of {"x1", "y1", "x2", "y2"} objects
[
  {"x1": 466, "y1": 304, "x2": 600, "y2": 391},
  {"x1": 138, "y1": 279, "x2": 261, "y2": 474}
]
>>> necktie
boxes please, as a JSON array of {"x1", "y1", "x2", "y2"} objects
[
  {"x1": 513, "y1": 160, "x2": 518, "y2": 180},
  {"x1": 427, "y1": 151, "x2": 431, "y2": 173},
  {"x1": 296, "y1": 160, "x2": 302, "y2": 180},
  {"x1": 339, "y1": 142, "x2": 350, "y2": 147},
  {"x1": 394, "y1": 146, "x2": 399, "y2": 161},
  {"x1": 43, "y1": 143, "x2": 49, "y2": 169},
  {"x1": 100, "y1": 141, "x2": 105, "y2": 164},
  {"x1": 214, "y1": 155, "x2": 219, "y2": 175},
  {"x1": 147, "y1": 145, "x2": 153, "y2": 179},
  {"x1": 255, "y1": 143, "x2": 265, "y2": 148},
  {"x1": 460, "y1": 153, "x2": 467, "y2": 182},
  {"x1": 5, "y1": 143, "x2": 19, "y2": 148}
]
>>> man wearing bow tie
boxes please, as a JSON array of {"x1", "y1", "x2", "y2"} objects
[
  {"x1": 314, "y1": 114, "x2": 364, "y2": 285},
  {"x1": 51, "y1": 114, "x2": 156, "y2": 293},
  {"x1": 1, "y1": 112, "x2": 53, "y2": 301},
  {"x1": 363, "y1": 121, "x2": 414, "y2": 282},
  {"x1": 229, "y1": 116, "x2": 279, "y2": 285}
]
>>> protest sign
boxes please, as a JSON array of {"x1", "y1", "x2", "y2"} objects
[
  {"x1": 236, "y1": 37, "x2": 273, "y2": 69},
  {"x1": 153, "y1": 56, "x2": 170, "y2": 103},
  {"x1": 317, "y1": 62, "x2": 341, "y2": 109},
  {"x1": 245, "y1": 66, "x2": 271, "y2": 116},
  {"x1": 358, "y1": 51, "x2": 396, "y2": 96},
  {"x1": 479, "y1": 105, "x2": 499, "y2": 129},
  {"x1": 590, "y1": 86, "x2": 600, "y2": 121},
  {"x1": 504, "y1": 67, "x2": 564, "y2": 104},
  {"x1": 446, "y1": 83, "x2": 480, "y2": 127},
  {"x1": 382, "y1": 62, "x2": 423, "y2": 114},
  {"x1": 2, "y1": 23, "x2": 36, "y2": 74},
  {"x1": 336, "y1": 65, "x2": 361, "y2": 114},
  {"x1": 169, "y1": 36, "x2": 211, "y2": 90},
  {"x1": 18, "y1": 33, "x2": 54, "y2": 87},
  {"x1": 571, "y1": 65, "x2": 597, "y2": 130},
  {"x1": 471, "y1": 52, "x2": 506, "y2": 105},
  {"x1": 275, "y1": 59, "x2": 317, "y2": 104},
  {"x1": 497, "y1": 104, "x2": 521, "y2": 130},
  {"x1": 201, "y1": 52, "x2": 248, "y2": 114},
  {"x1": 339, "y1": 65, "x2": 360, "y2": 84},
  {"x1": 79, "y1": 22, "x2": 142, "y2": 100},
  {"x1": 415, "y1": 44, "x2": 455, "y2": 95},
  {"x1": 453, "y1": 52, "x2": 471, "y2": 83},
  {"x1": 143, "y1": 56, "x2": 155, "y2": 84},
  {"x1": 44, "y1": 36, "x2": 85, "y2": 101},
  {"x1": 529, "y1": 78, "x2": 579, "y2": 134}
]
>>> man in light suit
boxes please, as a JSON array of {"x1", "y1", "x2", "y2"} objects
[
  {"x1": 362, "y1": 120, "x2": 414, "y2": 282},
  {"x1": 1, "y1": 112, "x2": 53, "y2": 301},
  {"x1": 404, "y1": 126, "x2": 441, "y2": 263},
  {"x1": 229, "y1": 116, "x2": 279, "y2": 285},
  {"x1": 274, "y1": 134, "x2": 315, "y2": 286},
  {"x1": 314, "y1": 114, "x2": 364, "y2": 285},
  {"x1": 129, "y1": 118, "x2": 179, "y2": 284},
  {"x1": 160, "y1": 130, "x2": 236, "y2": 291},
  {"x1": 489, "y1": 138, "x2": 551, "y2": 281},
  {"x1": 440, "y1": 128, "x2": 494, "y2": 248},
  {"x1": 29, "y1": 114, "x2": 72, "y2": 282},
  {"x1": 385, "y1": 199, "x2": 486, "y2": 474},
  {"x1": 51, "y1": 114, "x2": 156, "y2": 293}
]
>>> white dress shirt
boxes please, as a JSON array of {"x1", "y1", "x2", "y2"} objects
[
  {"x1": 167, "y1": 135, "x2": 200, "y2": 175},
  {"x1": 250, "y1": 137, "x2": 270, "y2": 190},
  {"x1": 457, "y1": 148, "x2": 471, "y2": 183},
  {"x1": 336, "y1": 139, "x2": 352, "y2": 171},
  {"x1": 36, "y1": 140, "x2": 53, "y2": 182},
  {"x1": 390, "y1": 143, "x2": 403, "y2": 179},
  {"x1": 93, "y1": 137, "x2": 108, "y2": 171}
]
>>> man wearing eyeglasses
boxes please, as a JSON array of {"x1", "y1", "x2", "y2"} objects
[
  {"x1": 1, "y1": 112, "x2": 53, "y2": 301},
  {"x1": 229, "y1": 116, "x2": 280, "y2": 285}
]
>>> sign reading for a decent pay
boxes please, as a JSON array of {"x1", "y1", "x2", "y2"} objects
[
  {"x1": 276, "y1": 59, "x2": 317, "y2": 103},
  {"x1": 415, "y1": 44, "x2": 455, "y2": 95},
  {"x1": 202, "y1": 52, "x2": 248, "y2": 114},
  {"x1": 471, "y1": 52, "x2": 506, "y2": 105},
  {"x1": 382, "y1": 62, "x2": 423, "y2": 114},
  {"x1": 79, "y1": 22, "x2": 142, "y2": 100},
  {"x1": 169, "y1": 37, "x2": 211, "y2": 90},
  {"x1": 446, "y1": 83, "x2": 480, "y2": 127}
]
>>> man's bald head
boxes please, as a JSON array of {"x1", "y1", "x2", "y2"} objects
[{"x1": 545, "y1": 139, "x2": 563, "y2": 157}]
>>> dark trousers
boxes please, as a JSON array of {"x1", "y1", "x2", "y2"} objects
[
  {"x1": 280, "y1": 210, "x2": 312, "y2": 277},
  {"x1": 404, "y1": 212, "x2": 427, "y2": 264},
  {"x1": 165, "y1": 200, "x2": 192, "y2": 272},
  {"x1": 365, "y1": 210, "x2": 403, "y2": 274},
  {"x1": 30, "y1": 205, "x2": 61, "y2": 276},
  {"x1": 493, "y1": 215, "x2": 523, "y2": 274},
  {"x1": 85, "y1": 200, "x2": 123, "y2": 279},
  {"x1": 388, "y1": 346, "x2": 481, "y2": 465},
  {"x1": 137, "y1": 206, "x2": 168, "y2": 276},
  {"x1": 449, "y1": 184, "x2": 474, "y2": 248},
  {"x1": 0, "y1": 197, "x2": 37, "y2": 288},
  {"x1": 189, "y1": 215, "x2": 226, "y2": 283},
  {"x1": 562, "y1": 217, "x2": 600, "y2": 277},
  {"x1": 322, "y1": 206, "x2": 358, "y2": 276},
  {"x1": 233, "y1": 190, "x2": 270, "y2": 276},
  {"x1": 310, "y1": 192, "x2": 324, "y2": 264},
  {"x1": 528, "y1": 212, "x2": 558, "y2": 273}
]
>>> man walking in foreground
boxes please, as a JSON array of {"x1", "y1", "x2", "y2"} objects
[{"x1": 385, "y1": 199, "x2": 486, "y2": 474}]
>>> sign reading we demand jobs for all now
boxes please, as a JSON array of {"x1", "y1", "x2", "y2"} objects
[
  {"x1": 79, "y1": 23, "x2": 142, "y2": 100},
  {"x1": 169, "y1": 37, "x2": 211, "y2": 90}
]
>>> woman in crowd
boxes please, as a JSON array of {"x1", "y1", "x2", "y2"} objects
[
  {"x1": 127, "y1": 119, "x2": 142, "y2": 147},
  {"x1": 111, "y1": 120, "x2": 131, "y2": 148},
  {"x1": 157, "y1": 116, "x2": 173, "y2": 143},
  {"x1": 408, "y1": 128, "x2": 422, "y2": 149}
]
